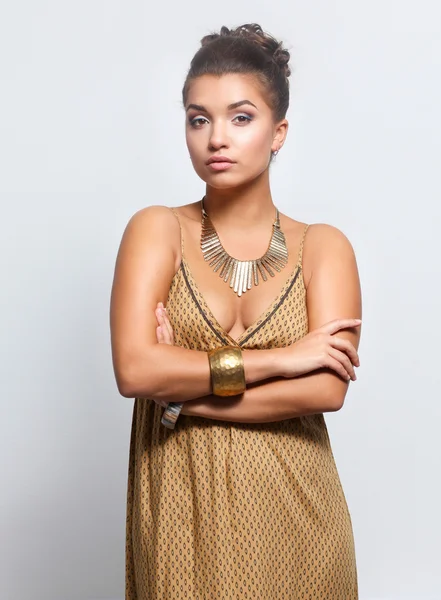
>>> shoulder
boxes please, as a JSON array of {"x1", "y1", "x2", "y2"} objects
[
  {"x1": 302, "y1": 223, "x2": 357, "y2": 287},
  {"x1": 125, "y1": 204, "x2": 180, "y2": 229},
  {"x1": 120, "y1": 205, "x2": 182, "y2": 268},
  {"x1": 123, "y1": 204, "x2": 182, "y2": 240},
  {"x1": 281, "y1": 214, "x2": 353, "y2": 250},
  {"x1": 304, "y1": 222, "x2": 356, "y2": 254}
]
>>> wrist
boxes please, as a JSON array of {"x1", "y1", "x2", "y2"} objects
[
  {"x1": 242, "y1": 347, "x2": 285, "y2": 383},
  {"x1": 180, "y1": 397, "x2": 211, "y2": 417}
]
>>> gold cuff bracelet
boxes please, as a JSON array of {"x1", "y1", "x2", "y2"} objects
[{"x1": 207, "y1": 345, "x2": 246, "y2": 397}]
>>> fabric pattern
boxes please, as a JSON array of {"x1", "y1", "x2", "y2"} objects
[{"x1": 125, "y1": 207, "x2": 358, "y2": 599}]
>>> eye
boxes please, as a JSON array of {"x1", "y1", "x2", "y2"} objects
[
  {"x1": 188, "y1": 113, "x2": 253, "y2": 128},
  {"x1": 188, "y1": 116, "x2": 209, "y2": 128},
  {"x1": 233, "y1": 114, "x2": 253, "y2": 125}
]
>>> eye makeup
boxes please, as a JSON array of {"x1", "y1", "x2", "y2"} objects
[{"x1": 188, "y1": 114, "x2": 253, "y2": 128}]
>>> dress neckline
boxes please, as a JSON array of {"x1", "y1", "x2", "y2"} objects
[{"x1": 179, "y1": 255, "x2": 303, "y2": 347}]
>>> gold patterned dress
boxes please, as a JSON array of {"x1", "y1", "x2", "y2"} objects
[{"x1": 125, "y1": 208, "x2": 358, "y2": 599}]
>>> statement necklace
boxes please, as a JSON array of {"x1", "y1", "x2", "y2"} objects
[{"x1": 200, "y1": 196, "x2": 289, "y2": 298}]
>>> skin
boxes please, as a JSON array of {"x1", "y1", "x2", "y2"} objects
[{"x1": 110, "y1": 73, "x2": 362, "y2": 420}]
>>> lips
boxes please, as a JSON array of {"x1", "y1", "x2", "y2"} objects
[{"x1": 206, "y1": 156, "x2": 234, "y2": 165}]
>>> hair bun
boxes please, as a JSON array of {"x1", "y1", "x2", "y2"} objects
[
  {"x1": 272, "y1": 46, "x2": 291, "y2": 78},
  {"x1": 200, "y1": 23, "x2": 291, "y2": 78}
]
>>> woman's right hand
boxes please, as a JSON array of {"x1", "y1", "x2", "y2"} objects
[{"x1": 279, "y1": 318, "x2": 361, "y2": 381}]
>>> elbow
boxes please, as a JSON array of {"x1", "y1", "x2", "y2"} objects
[
  {"x1": 323, "y1": 376, "x2": 350, "y2": 412},
  {"x1": 115, "y1": 370, "x2": 138, "y2": 398},
  {"x1": 117, "y1": 379, "x2": 137, "y2": 398},
  {"x1": 327, "y1": 395, "x2": 345, "y2": 412},
  {"x1": 114, "y1": 360, "x2": 158, "y2": 399}
]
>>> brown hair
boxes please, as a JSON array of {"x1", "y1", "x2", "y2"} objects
[{"x1": 182, "y1": 23, "x2": 293, "y2": 161}]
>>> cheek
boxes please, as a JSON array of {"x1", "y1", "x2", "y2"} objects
[
  {"x1": 185, "y1": 128, "x2": 201, "y2": 153},
  {"x1": 238, "y1": 130, "x2": 272, "y2": 168},
  {"x1": 240, "y1": 127, "x2": 271, "y2": 152}
]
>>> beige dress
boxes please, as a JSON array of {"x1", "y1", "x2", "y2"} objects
[{"x1": 125, "y1": 207, "x2": 358, "y2": 599}]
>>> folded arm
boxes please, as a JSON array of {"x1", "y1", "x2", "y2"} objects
[
  {"x1": 110, "y1": 206, "x2": 295, "y2": 401},
  {"x1": 181, "y1": 223, "x2": 362, "y2": 422},
  {"x1": 111, "y1": 211, "x2": 361, "y2": 421},
  {"x1": 180, "y1": 369, "x2": 349, "y2": 422}
]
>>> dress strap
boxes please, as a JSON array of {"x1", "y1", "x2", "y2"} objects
[
  {"x1": 297, "y1": 224, "x2": 310, "y2": 269},
  {"x1": 169, "y1": 207, "x2": 185, "y2": 258}
]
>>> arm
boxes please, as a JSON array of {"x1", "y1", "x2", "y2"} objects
[
  {"x1": 181, "y1": 223, "x2": 363, "y2": 422},
  {"x1": 110, "y1": 206, "x2": 289, "y2": 401}
]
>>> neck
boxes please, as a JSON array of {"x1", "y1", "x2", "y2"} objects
[{"x1": 202, "y1": 174, "x2": 276, "y2": 228}]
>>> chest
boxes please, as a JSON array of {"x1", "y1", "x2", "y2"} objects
[{"x1": 166, "y1": 259, "x2": 308, "y2": 349}]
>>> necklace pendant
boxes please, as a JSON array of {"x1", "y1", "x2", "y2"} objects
[{"x1": 200, "y1": 196, "x2": 289, "y2": 298}]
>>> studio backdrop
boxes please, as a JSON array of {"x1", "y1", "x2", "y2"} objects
[{"x1": 1, "y1": 1, "x2": 440, "y2": 599}]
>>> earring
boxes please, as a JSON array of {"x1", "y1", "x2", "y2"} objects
[{"x1": 273, "y1": 149, "x2": 279, "y2": 156}]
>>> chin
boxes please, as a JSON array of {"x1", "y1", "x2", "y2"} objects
[{"x1": 196, "y1": 167, "x2": 261, "y2": 189}]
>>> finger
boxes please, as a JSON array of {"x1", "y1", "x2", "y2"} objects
[
  {"x1": 156, "y1": 325, "x2": 164, "y2": 343},
  {"x1": 158, "y1": 311, "x2": 173, "y2": 345},
  {"x1": 320, "y1": 319, "x2": 362, "y2": 335},
  {"x1": 155, "y1": 306, "x2": 164, "y2": 325},
  {"x1": 161, "y1": 310, "x2": 174, "y2": 344},
  {"x1": 328, "y1": 347, "x2": 357, "y2": 380},
  {"x1": 157, "y1": 303, "x2": 173, "y2": 338},
  {"x1": 155, "y1": 306, "x2": 174, "y2": 345},
  {"x1": 330, "y1": 336, "x2": 360, "y2": 366},
  {"x1": 163, "y1": 325, "x2": 173, "y2": 345},
  {"x1": 325, "y1": 354, "x2": 352, "y2": 381},
  {"x1": 156, "y1": 308, "x2": 173, "y2": 344}
]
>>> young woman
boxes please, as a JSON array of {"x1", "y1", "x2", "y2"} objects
[{"x1": 110, "y1": 23, "x2": 362, "y2": 600}]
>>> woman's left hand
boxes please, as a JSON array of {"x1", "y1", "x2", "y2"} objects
[{"x1": 153, "y1": 302, "x2": 174, "y2": 409}]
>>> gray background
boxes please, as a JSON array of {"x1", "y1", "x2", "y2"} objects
[{"x1": 1, "y1": 1, "x2": 440, "y2": 599}]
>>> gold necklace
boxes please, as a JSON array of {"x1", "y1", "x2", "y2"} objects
[{"x1": 200, "y1": 196, "x2": 289, "y2": 298}]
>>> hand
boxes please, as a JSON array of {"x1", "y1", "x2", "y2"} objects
[
  {"x1": 154, "y1": 303, "x2": 192, "y2": 416},
  {"x1": 155, "y1": 301, "x2": 175, "y2": 346},
  {"x1": 153, "y1": 302, "x2": 175, "y2": 408},
  {"x1": 279, "y1": 318, "x2": 361, "y2": 381}
]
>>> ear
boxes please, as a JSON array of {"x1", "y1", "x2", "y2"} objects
[{"x1": 271, "y1": 119, "x2": 289, "y2": 153}]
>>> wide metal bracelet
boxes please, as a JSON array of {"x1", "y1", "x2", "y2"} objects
[{"x1": 207, "y1": 345, "x2": 246, "y2": 397}]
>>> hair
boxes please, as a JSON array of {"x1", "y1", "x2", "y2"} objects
[{"x1": 182, "y1": 23, "x2": 293, "y2": 162}]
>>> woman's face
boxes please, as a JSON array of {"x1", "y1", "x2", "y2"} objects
[{"x1": 185, "y1": 73, "x2": 287, "y2": 189}]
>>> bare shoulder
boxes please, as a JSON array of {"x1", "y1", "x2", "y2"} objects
[
  {"x1": 302, "y1": 223, "x2": 357, "y2": 288},
  {"x1": 126, "y1": 203, "x2": 180, "y2": 231},
  {"x1": 305, "y1": 222, "x2": 355, "y2": 250},
  {"x1": 121, "y1": 204, "x2": 182, "y2": 271}
]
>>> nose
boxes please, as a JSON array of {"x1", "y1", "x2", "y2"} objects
[{"x1": 208, "y1": 118, "x2": 229, "y2": 150}]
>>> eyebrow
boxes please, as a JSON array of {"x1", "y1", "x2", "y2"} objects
[{"x1": 185, "y1": 99, "x2": 258, "y2": 112}]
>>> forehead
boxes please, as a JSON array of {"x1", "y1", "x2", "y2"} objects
[{"x1": 186, "y1": 73, "x2": 269, "y2": 111}]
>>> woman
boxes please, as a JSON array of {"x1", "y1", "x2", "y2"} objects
[{"x1": 110, "y1": 23, "x2": 362, "y2": 600}]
